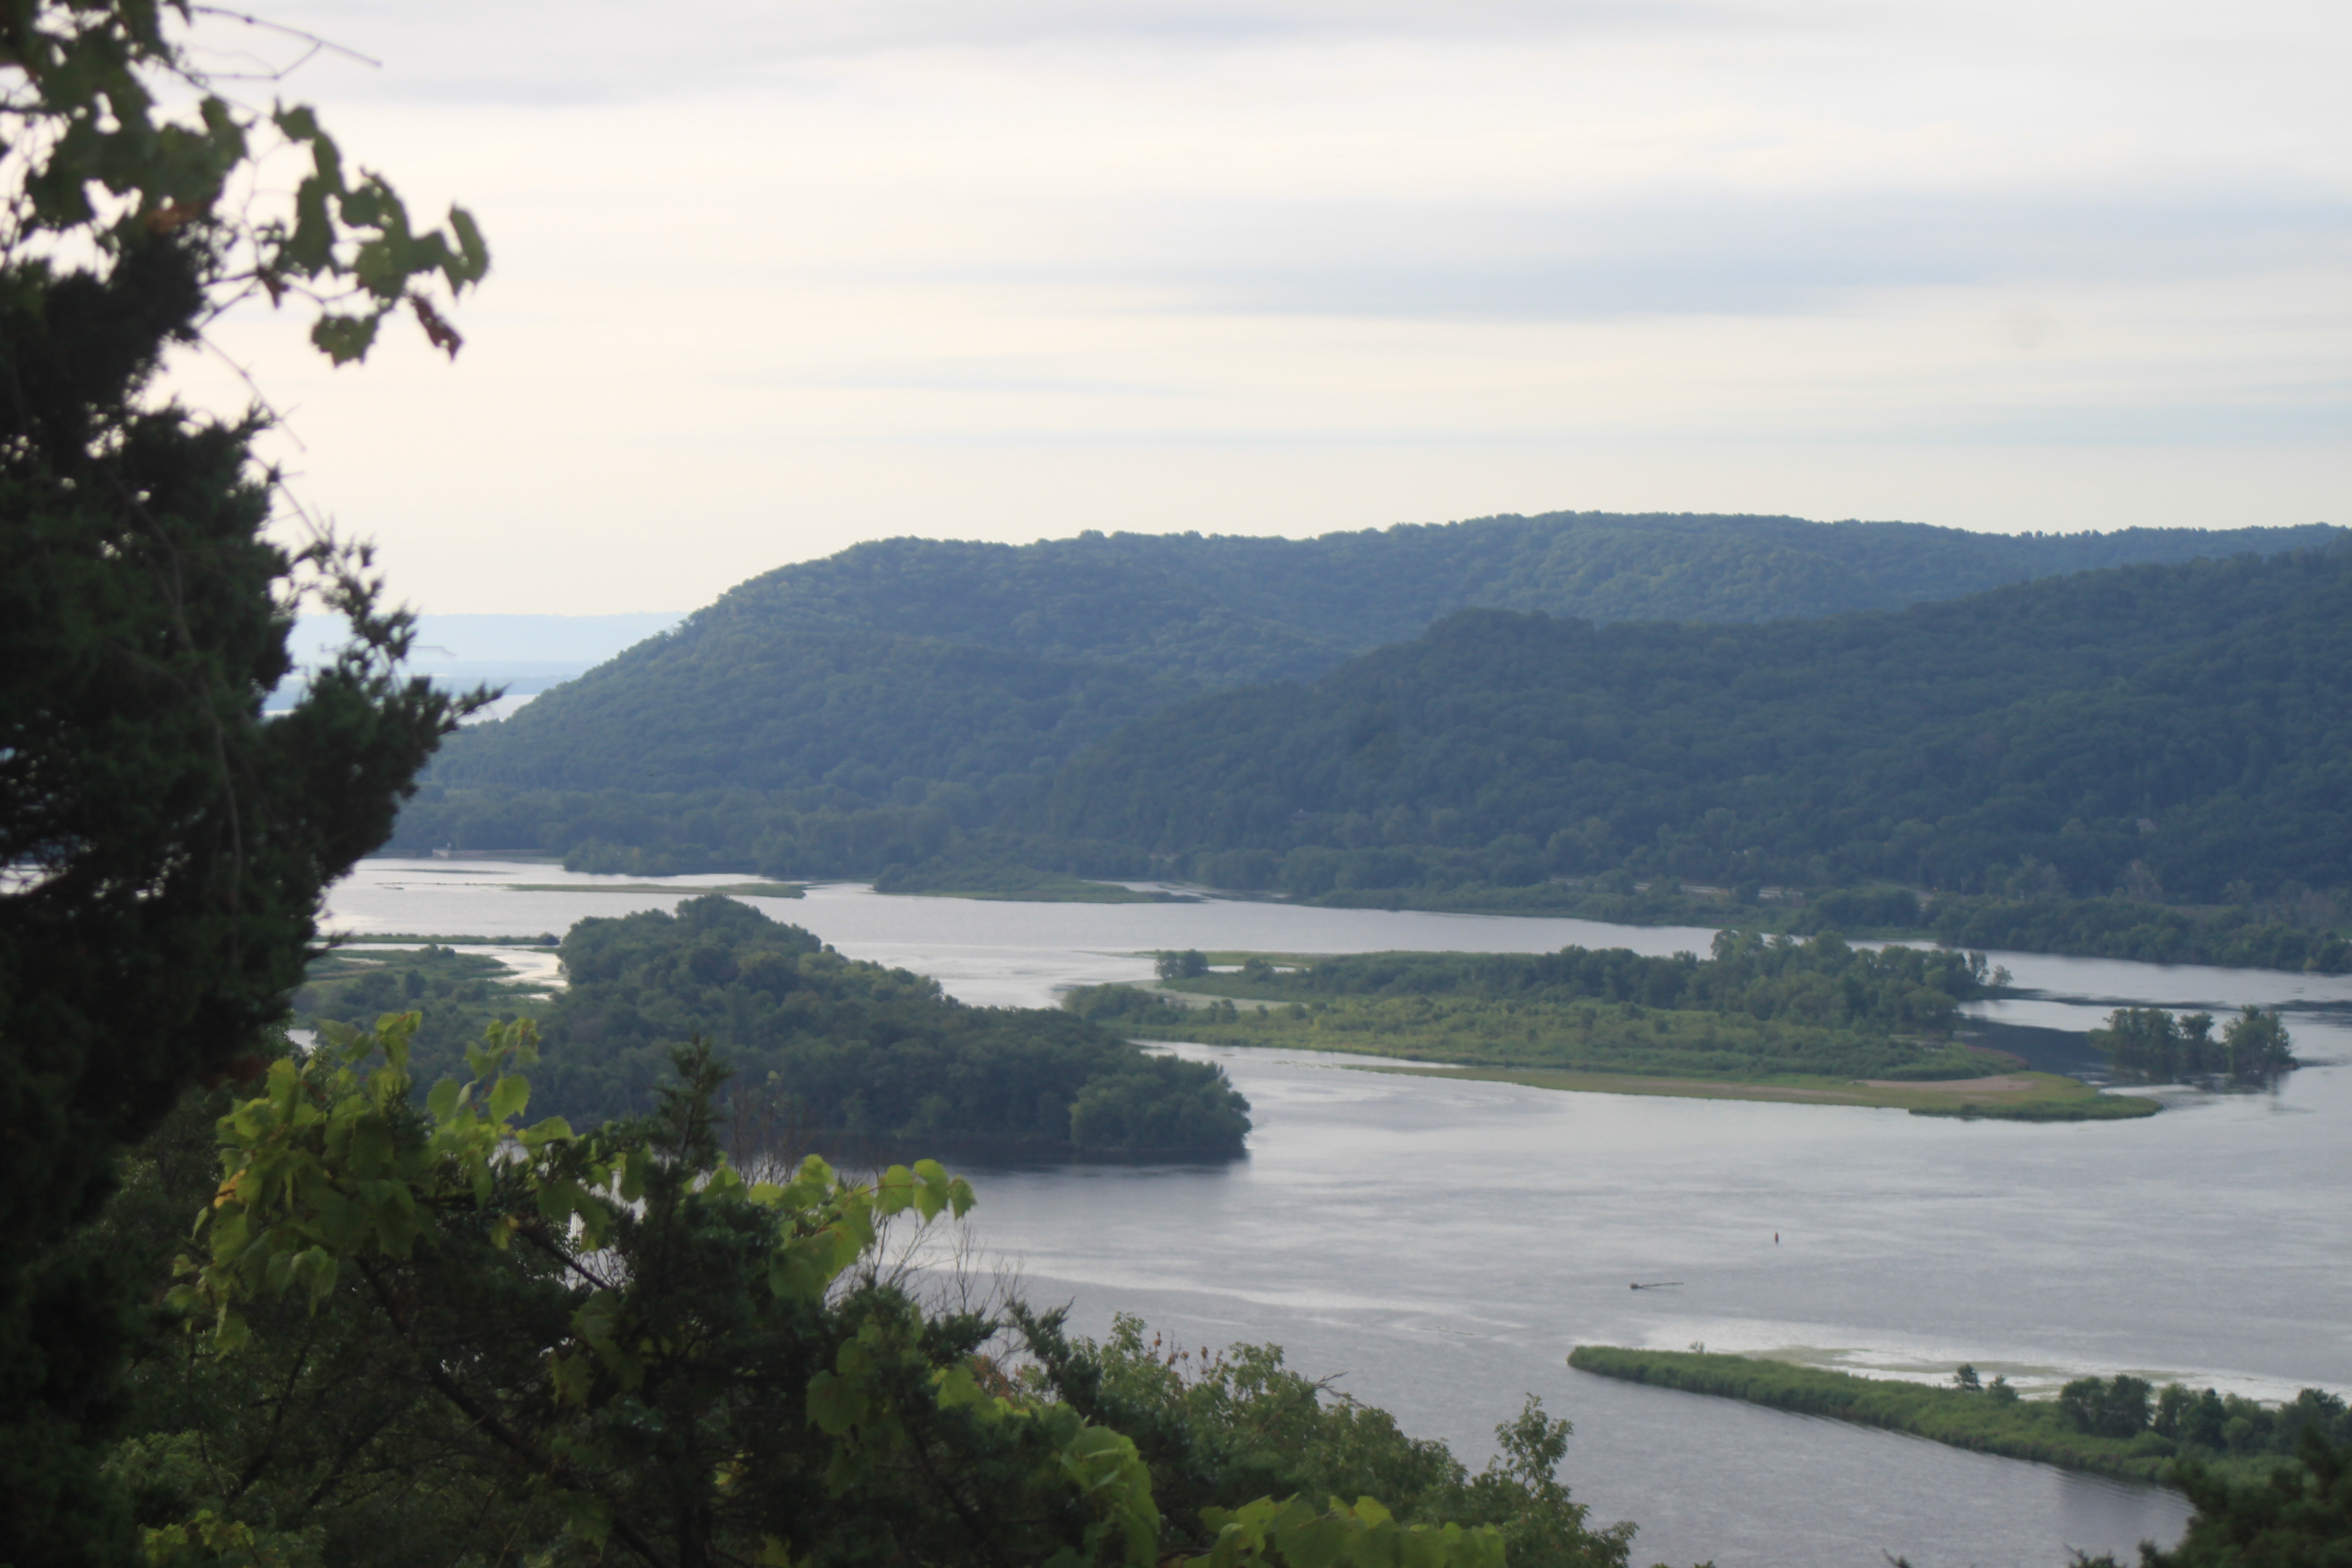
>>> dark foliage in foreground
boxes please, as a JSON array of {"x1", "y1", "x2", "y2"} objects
[
  {"x1": 88, "y1": 1034, "x2": 1606, "y2": 1567},
  {"x1": 0, "y1": 239, "x2": 459, "y2": 1564},
  {"x1": 1024, "y1": 1310, "x2": 1637, "y2": 1568}
]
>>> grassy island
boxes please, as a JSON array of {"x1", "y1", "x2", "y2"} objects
[
  {"x1": 1568, "y1": 1347, "x2": 2351, "y2": 1492},
  {"x1": 1065, "y1": 935, "x2": 2160, "y2": 1119},
  {"x1": 501, "y1": 879, "x2": 805, "y2": 897},
  {"x1": 872, "y1": 862, "x2": 1170, "y2": 902}
]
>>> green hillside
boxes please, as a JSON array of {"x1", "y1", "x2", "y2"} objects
[
  {"x1": 1026, "y1": 543, "x2": 2352, "y2": 903},
  {"x1": 391, "y1": 513, "x2": 2333, "y2": 862},
  {"x1": 551, "y1": 513, "x2": 2339, "y2": 686}
]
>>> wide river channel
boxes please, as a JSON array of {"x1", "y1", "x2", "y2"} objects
[{"x1": 327, "y1": 860, "x2": 2352, "y2": 1568}]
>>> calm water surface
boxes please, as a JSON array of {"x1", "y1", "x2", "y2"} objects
[{"x1": 327, "y1": 861, "x2": 2352, "y2": 1568}]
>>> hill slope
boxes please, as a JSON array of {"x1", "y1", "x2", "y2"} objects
[
  {"x1": 396, "y1": 513, "x2": 2335, "y2": 859},
  {"x1": 1024, "y1": 543, "x2": 2352, "y2": 902}
]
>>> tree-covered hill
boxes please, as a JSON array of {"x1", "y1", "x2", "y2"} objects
[
  {"x1": 563, "y1": 514, "x2": 2344, "y2": 688},
  {"x1": 1025, "y1": 542, "x2": 2352, "y2": 903},
  {"x1": 416, "y1": 627, "x2": 1191, "y2": 802},
  {"x1": 393, "y1": 513, "x2": 2333, "y2": 854},
  {"x1": 528, "y1": 895, "x2": 1252, "y2": 1157}
]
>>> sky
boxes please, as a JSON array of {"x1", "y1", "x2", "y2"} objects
[{"x1": 160, "y1": 0, "x2": 2350, "y2": 614}]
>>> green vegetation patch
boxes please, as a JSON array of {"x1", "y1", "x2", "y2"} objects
[
  {"x1": 1932, "y1": 895, "x2": 2350, "y2": 975},
  {"x1": 1368, "y1": 1064, "x2": 2147, "y2": 1116},
  {"x1": 500, "y1": 879, "x2": 805, "y2": 897},
  {"x1": 1076, "y1": 935, "x2": 2165, "y2": 1116},
  {"x1": 2090, "y1": 1005, "x2": 2296, "y2": 1084},
  {"x1": 533, "y1": 895, "x2": 1249, "y2": 1157},
  {"x1": 1027, "y1": 1312, "x2": 1639, "y2": 1567},
  {"x1": 1030, "y1": 545, "x2": 2352, "y2": 932},
  {"x1": 1909, "y1": 1092, "x2": 2160, "y2": 1121},
  {"x1": 301, "y1": 900, "x2": 1253, "y2": 1158},
  {"x1": 1076, "y1": 934, "x2": 2009, "y2": 1085},
  {"x1": 873, "y1": 862, "x2": 1166, "y2": 902},
  {"x1": 331, "y1": 931, "x2": 561, "y2": 946},
  {"x1": 1568, "y1": 1347, "x2": 2350, "y2": 1494},
  {"x1": 296, "y1": 946, "x2": 549, "y2": 1086}
]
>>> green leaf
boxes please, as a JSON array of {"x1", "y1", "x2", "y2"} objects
[
  {"x1": 310, "y1": 312, "x2": 381, "y2": 365},
  {"x1": 558, "y1": 1491, "x2": 613, "y2": 1549},
  {"x1": 448, "y1": 204, "x2": 490, "y2": 285},
  {"x1": 274, "y1": 103, "x2": 325, "y2": 143},
  {"x1": 805, "y1": 1369, "x2": 866, "y2": 1436},
  {"x1": 934, "y1": 1363, "x2": 987, "y2": 1410},
  {"x1": 549, "y1": 1351, "x2": 596, "y2": 1407},
  {"x1": 487, "y1": 1073, "x2": 530, "y2": 1123}
]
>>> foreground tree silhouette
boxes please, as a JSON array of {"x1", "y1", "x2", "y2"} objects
[{"x1": 1, "y1": 2, "x2": 488, "y2": 1555}]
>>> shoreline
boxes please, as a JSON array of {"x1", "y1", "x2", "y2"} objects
[
  {"x1": 1333, "y1": 1061, "x2": 2156, "y2": 1117},
  {"x1": 1566, "y1": 1347, "x2": 2329, "y2": 1493}
]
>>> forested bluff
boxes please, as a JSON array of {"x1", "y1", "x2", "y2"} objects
[{"x1": 389, "y1": 526, "x2": 2352, "y2": 974}]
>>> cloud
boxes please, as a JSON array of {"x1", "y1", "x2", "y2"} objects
[
  {"x1": 152, "y1": 0, "x2": 2349, "y2": 612},
  {"x1": 235, "y1": 0, "x2": 1758, "y2": 105},
  {"x1": 979, "y1": 187, "x2": 2351, "y2": 320}
]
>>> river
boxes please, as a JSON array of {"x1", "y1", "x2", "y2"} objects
[{"x1": 324, "y1": 859, "x2": 2352, "y2": 1568}]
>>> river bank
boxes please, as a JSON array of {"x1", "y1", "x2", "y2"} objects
[
  {"x1": 1078, "y1": 953, "x2": 2163, "y2": 1120},
  {"x1": 1567, "y1": 1347, "x2": 2342, "y2": 1492},
  {"x1": 1359, "y1": 1063, "x2": 2152, "y2": 1117}
]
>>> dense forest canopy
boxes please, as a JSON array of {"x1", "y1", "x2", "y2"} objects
[
  {"x1": 521, "y1": 895, "x2": 1251, "y2": 1156},
  {"x1": 536, "y1": 513, "x2": 2346, "y2": 689},
  {"x1": 1027, "y1": 543, "x2": 2352, "y2": 902},
  {"x1": 392, "y1": 514, "x2": 2335, "y2": 858}
]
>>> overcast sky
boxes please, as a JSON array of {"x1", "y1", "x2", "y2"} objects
[{"x1": 161, "y1": 0, "x2": 2348, "y2": 614}]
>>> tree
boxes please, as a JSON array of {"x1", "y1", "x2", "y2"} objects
[
  {"x1": 2221, "y1": 1005, "x2": 2294, "y2": 1078},
  {"x1": 2058, "y1": 1376, "x2": 2154, "y2": 1441},
  {"x1": 2, "y1": 3, "x2": 488, "y2": 1557},
  {"x1": 1157, "y1": 948, "x2": 1212, "y2": 981},
  {"x1": 1015, "y1": 1312, "x2": 1629, "y2": 1568},
  {"x1": 2070, "y1": 1428, "x2": 2352, "y2": 1568},
  {"x1": 153, "y1": 1015, "x2": 1514, "y2": 1568}
]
